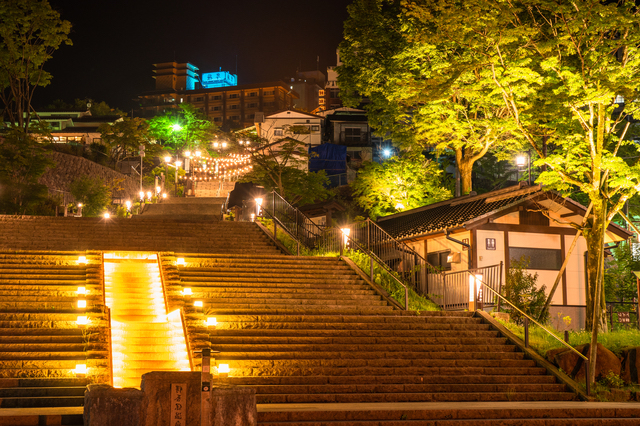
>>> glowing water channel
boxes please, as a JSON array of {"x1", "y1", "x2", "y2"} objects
[{"x1": 104, "y1": 252, "x2": 190, "y2": 388}]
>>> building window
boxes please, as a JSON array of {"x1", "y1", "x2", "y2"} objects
[
  {"x1": 264, "y1": 101, "x2": 275, "y2": 108},
  {"x1": 319, "y1": 98, "x2": 325, "y2": 105},
  {"x1": 247, "y1": 103, "x2": 257, "y2": 108},
  {"x1": 212, "y1": 95, "x2": 222, "y2": 100},
  {"x1": 345, "y1": 127, "x2": 362, "y2": 142},
  {"x1": 229, "y1": 93, "x2": 239, "y2": 99},
  {"x1": 247, "y1": 113, "x2": 255, "y2": 120},
  {"x1": 194, "y1": 96, "x2": 204, "y2": 102},
  {"x1": 211, "y1": 106, "x2": 221, "y2": 111},
  {"x1": 510, "y1": 247, "x2": 562, "y2": 270},
  {"x1": 229, "y1": 115, "x2": 240, "y2": 121},
  {"x1": 319, "y1": 89, "x2": 325, "y2": 97},
  {"x1": 264, "y1": 90, "x2": 274, "y2": 96},
  {"x1": 213, "y1": 117, "x2": 221, "y2": 122},
  {"x1": 311, "y1": 125, "x2": 320, "y2": 132},
  {"x1": 248, "y1": 92, "x2": 257, "y2": 97},
  {"x1": 427, "y1": 250, "x2": 451, "y2": 271},
  {"x1": 229, "y1": 104, "x2": 239, "y2": 110},
  {"x1": 274, "y1": 128, "x2": 284, "y2": 136}
]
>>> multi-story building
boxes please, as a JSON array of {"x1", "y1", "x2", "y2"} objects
[
  {"x1": 324, "y1": 50, "x2": 343, "y2": 110},
  {"x1": 137, "y1": 62, "x2": 299, "y2": 130}
]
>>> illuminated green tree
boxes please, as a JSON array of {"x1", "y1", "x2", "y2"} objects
[
  {"x1": 352, "y1": 152, "x2": 451, "y2": 220},
  {"x1": 0, "y1": 0, "x2": 72, "y2": 132},
  {"x1": 339, "y1": 0, "x2": 522, "y2": 195},
  {"x1": 148, "y1": 103, "x2": 217, "y2": 152},
  {"x1": 98, "y1": 117, "x2": 160, "y2": 169}
]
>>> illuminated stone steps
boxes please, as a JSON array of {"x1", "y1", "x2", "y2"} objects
[{"x1": 105, "y1": 257, "x2": 190, "y2": 389}]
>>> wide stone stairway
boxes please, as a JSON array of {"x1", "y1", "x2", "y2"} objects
[{"x1": 0, "y1": 251, "x2": 108, "y2": 409}]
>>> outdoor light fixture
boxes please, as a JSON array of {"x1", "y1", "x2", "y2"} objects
[
  {"x1": 176, "y1": 258, "x2": 186, "y2": 266},
  {"x1": 185, "y1": 150, "x2": 191, "y2": 157},
  {"x1": 206, "y1": 317, "x2": 217, "y2": 328},
  {"x1": 255, "y1": 198, "x2": 263, "y2": 216},
  {"x1": 77, "y1": 256, "x2": 87, "y2": 265},
  {"x1": 516, "y1": 155, "x2": 526, "y2": 167},
  {"x1": 395, "y1": 202, "x2": 405, "y2": 210},
  {"x1": 103, "y1": 212, "x2": 110, "y2": 219},
  {"x1": 77, "y1": 286, "x2": 86, "y2": 296},
  {"x1": 172, "y1": 124, "x2": 182, "y2": 131},
  {"x1": 195, "y1": 150, "x2": 201, "y2": 157},
  {"x1": 213, "y1": 142, "x2": 219, "y2": 148},
  {"x1": 77, "y1": 299, "x2": 87, "y2": 309},
  {"x1": 469, "y1": 274, "x2": 483, "y2": 310},
  {"x1": 221, "y1": 142, "x2": 227, "y2": 148},
  {"x1": 164, "y1": 156, "x2": 172, "y2": 163},
  {"x1": 383, "y1": 149, "x2": 391, "y2": 158},
  {"x1": 125, "y1": 200, "x2": 132, "y2": 210},
  {"x1": 74, "y1": 364, "x2": 87, "y2": 377},
  {"x1": 146, "y1": 191, "x2": 152, "y2": 200},
  {"x1": 155, "y1": 186, "x2": 161, "y2": 194},
  {"x1": 175, "y1": 161, "x2": 182, "y2": 167},
  {"x1": 76, "y1": 316, "x2": 89, "y2": 327},
  {"x1": 77, "y1": 203, "x2": 83, "y2": 208},
  {"x1": 139, "y1": 191, "x2": 145, "y2": 201},
  {"x1": 218, "y1": 364, "x2": 230, "y2": 378},
  {"x1": 250, "y1": 213, "x2": 255, "y2": 222},
  {"x1": 341, "y1": 228, "x2": 351, "y2": 247},
  {"x1": 162, "y1": 193, "x2": 167, "y2": 199}
]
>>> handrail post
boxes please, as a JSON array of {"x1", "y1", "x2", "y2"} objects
[
  {"x1": 586, "y1": 362, "x2": 590, "y2": 395},
  {"x1": 524, "y1": 317, "x2": 529, "y2": 348},
  {"x1": 370, "y1": 255, "x2": 374, "y2": 282},
  {"x1": 405, "y1": 286, "x2": 409, "y2": 311}
]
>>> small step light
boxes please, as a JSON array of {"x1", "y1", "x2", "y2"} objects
[
  {"x1": 77, "y1": 299, "x2": 87, "y2": 309},
  {"x1": 182, "y1": 288, "x2": 192, "y2": 297},
  {"x1": 77, "y1": 256, "x2": 87, "y2": 265},
  {"x1": 206, "y1": 317, "x2": 217, "y2": 328},
  {"x1": 176, "y1": 258, "x2": 186, "y2": 266},
  {"x1": 76, "y1": 316, "x2": 89, "y2": 327},
  {"x1": 76, "y1": 286, "x2": 86, "y2": 296},
  {"x1": 218, "y1": 364, "x2": 230, "y2": 378},
  {"x1": 194, "y1": 300, "x2": 203, "y2": 308},
  {"x1": 74, "y1": 364, "x2": 87, "y2": 377}
]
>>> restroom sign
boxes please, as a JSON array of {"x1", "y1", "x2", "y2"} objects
[{"x1": 170, "y1": 383, "x2": 187, "y2": 426}]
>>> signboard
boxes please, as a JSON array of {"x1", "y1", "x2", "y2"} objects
[
  {"x1": 462, "y1": 238, "x2": 469, "y2": 251},
  {"x1": 486, "y1": 238, "x2": 496, "y2": 251},
  {"x1": 170, "y1": 383, "x2": 187, "y2": 426},
  {"x1": 617, "y1": 312, "x2": 630, "y2": 324},
  {"x1": 201, "y1": 71, "x2": 237, "y2": 88}
]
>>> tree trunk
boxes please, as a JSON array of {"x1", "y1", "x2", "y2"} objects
[
  {"x1": 584, "y1": 201, "x2": 608, "y2": 389},
  {"x1": 456, "y1": 149, "x2": 474, "y2": 195}
]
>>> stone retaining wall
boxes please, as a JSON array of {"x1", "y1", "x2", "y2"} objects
[{"x1": 39, "y1": 151, "x2": 139, "y2": 202}]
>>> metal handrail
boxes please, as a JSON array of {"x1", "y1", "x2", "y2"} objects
[
  {"x1": 476, "y1": 274, "x2": 590, "y2": 395},
  {"x1": 179, "y1": 308, "x2": 194, "y2": 372},
  {"x1": 156, "y1": 254, "x2": 169, "y2": 314},
  {"x1": 105, "y1": 306, "x2": 114, "y2": 386},
  {"x1": 262, "y1": 191, "x2": 409, "y2": 309}
]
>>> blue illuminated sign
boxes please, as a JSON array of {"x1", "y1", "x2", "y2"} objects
[{"x1": 201, "y1": 71, "x2": 237, "y2": 88}]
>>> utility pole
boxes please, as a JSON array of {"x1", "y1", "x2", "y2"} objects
[{"x1": 138, "y1": 145, "x2": 145, "y2": 193}]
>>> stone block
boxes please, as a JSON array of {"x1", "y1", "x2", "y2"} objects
[
  {"x1": 551, "y1": 343, "x2": 621, "y2": 381},
  {"x1": 140, "y1": 371, "x2": 204, "y2": 426},
  {"x1": 622, "y1": 347, "x2": 640, "y2": 384},
  {"x1": 210, "y1": 385, "x2": 257, "y2": 426},
  {"x1": 84, "y1": 383, "x2": 145, "y2": 426}
]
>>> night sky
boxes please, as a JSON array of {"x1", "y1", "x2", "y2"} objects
[{"x1": 38, "y1": 0, "x2": 351, "y2": 112}]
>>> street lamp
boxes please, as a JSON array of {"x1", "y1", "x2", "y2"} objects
[
  {"x1": 175, "y1": 160, "x2": 182, "y2": 196},
  {"x1": 516, "y1": 151, "x2": 531, "y2": 185}
]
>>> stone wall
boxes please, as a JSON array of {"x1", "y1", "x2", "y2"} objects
[{"x1": 39, "y1": 151, "x2": 139, "y2": 202}]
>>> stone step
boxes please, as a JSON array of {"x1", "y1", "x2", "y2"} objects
[
  {"x1": 0, "y1": 386, "x2": 85, "y2": 397},
  {"x1": 253, "y1": 391, "x2": 577, "y2": 404},
  {"x1": 257, "y1": 405, "x2": 640, "y2": 425},
  {"x1": 250, "y1": 382, "x2": 568, "y2": 395},
  {"x1": 232, "y1": 366, "x2": 549, "y2": 377},
  {"x1": 202, "y1": 330, "x2": 500, "y2": 340},
  {"x1": 228, "y1": 374, "x2": 559, "y2": 386},
  {"x1": 217, "y1": 359, "x2": 535, "y2": 369},
  {"x1": 0, "y1": 395, "x2": 85, "y2": 408}
]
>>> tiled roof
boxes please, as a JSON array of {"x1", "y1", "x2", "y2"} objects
[{"x1": 377, "y1": 185, "x2": 542, "y2": 240}]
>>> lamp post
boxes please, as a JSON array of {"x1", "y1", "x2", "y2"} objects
[
  {"x1": 516, "y1": 150, "x2": 531, "y2": 185},
  {"x1": 174, "y1": 160, "x2": 182, "y2": 196}
]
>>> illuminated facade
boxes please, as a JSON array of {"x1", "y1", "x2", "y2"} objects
[
  {"x1": 201, "y1": 71, "x2": 237, "y2": 88},
  {"x1": 138, "y1": 82, "x2": 298, "y2": 129}
]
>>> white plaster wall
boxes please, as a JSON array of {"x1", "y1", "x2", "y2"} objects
[
  {"x1": 477, "y1": 230, "x2": 505, "y2": 268},
  {"x1": 508, "y1": 232, "x2": 563, "y2": 304},
  {"x1": 493, "y1": 212, "x2": 519, "y2": 225},
  {"x1": 425, "y1": 231, "x2": 471, "y2": 272},
  {"x1": 564, "y1": 234, "x2": 588, "y2": 306}
]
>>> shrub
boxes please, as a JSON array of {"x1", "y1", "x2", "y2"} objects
[{"x1": 502, "y1": 256, "x2": 548, "y2": 325}]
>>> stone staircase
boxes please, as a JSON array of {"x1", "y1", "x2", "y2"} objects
[
  {"x1": 161, "y1": 252, "x2": 578, "y2": 410},
  {"x1": 104, "y1": 255, "x2": 190, "y2": 388},
  {"x1": 0, "y1": 251, "x2": 109, "y2": 409},
  {"x1": 140, "y1": 196, "x2": 226, "y2": 218},
  {"x1": 0, "y1": 216, "x2": 280, "y2": 253}
]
